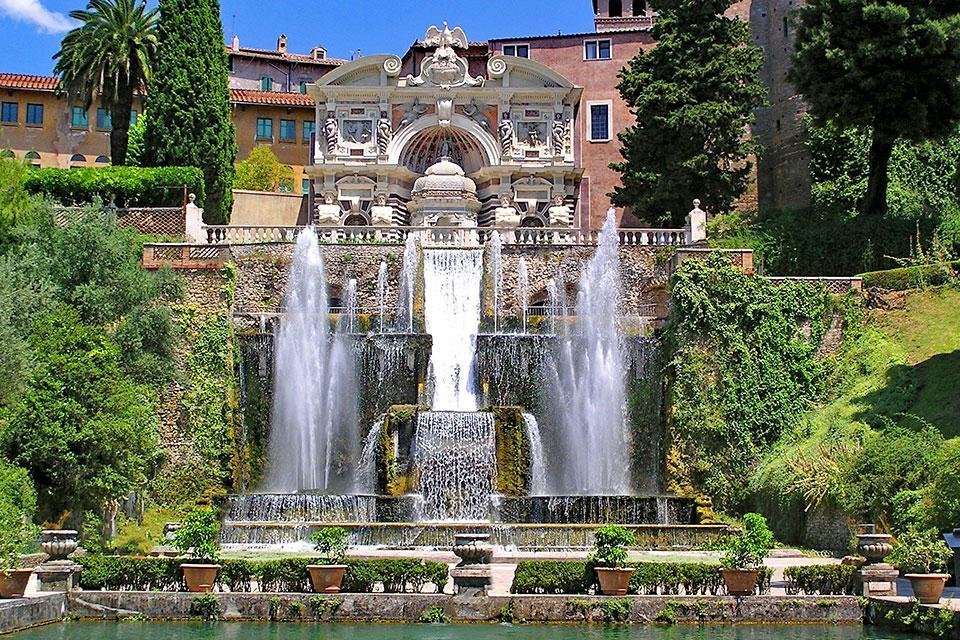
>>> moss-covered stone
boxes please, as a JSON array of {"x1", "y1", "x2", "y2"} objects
[
  {"x1": 491, "y1": 406, "x2": 530, "y2": 496},
  {"x1": 377, "y1": 405, "x2": 421, "y2": 496}
]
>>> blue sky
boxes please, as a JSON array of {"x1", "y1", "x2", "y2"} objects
[{"x1": 0, "y1": 0, "x2": 597, "y2": 76}]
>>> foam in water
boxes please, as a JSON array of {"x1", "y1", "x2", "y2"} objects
[
  {"x1": 487, "y1": 231, "x2": 503, "y2": 333},
  {"x1": 546, "y1": 212, "x2": 631, "y2": 494},
  {"x1": 422, "y1": 249, "x2": 483, "y2": 411},
  {"x1": 395, "y1": 233, "x2": 419, "y2": 333},
  {"x1": 265, "y1": 231, "x2": 359, "y2": 493},
  {"x1": 413, "y1": 411, "x2": 496, "y2": 521},
  {"x1": 341, "y1": 278, "x2": 358, "y2": 334}
]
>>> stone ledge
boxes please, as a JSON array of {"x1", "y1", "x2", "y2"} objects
[
  {"x1": 68, "y1": 592, "x2": 863, "y2": 624},
  {"x1": 0, "y1": 594, "x2": 66, "y2": 635},
  {"x1": 866, "y1": 597, "x2": 960, "y2": 639}
]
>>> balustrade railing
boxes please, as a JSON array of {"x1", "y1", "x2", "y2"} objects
[
  {"x1": 142, "y1": 243, "x2": 230, "y2": 270},
  {"x1": 201, "y1": 224, "x2": 690, "y2": 248}
]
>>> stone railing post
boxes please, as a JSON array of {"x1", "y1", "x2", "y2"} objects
[
  {"x1": 185, "y1": 194, "x2": 205, "y2": 243},
  {"x1": 685, "y1": 199, "x2": 707, "y2": 245}
]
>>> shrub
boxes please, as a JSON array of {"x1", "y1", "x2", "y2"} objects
[
  {"x1": 591, "y1": 524, "x2": 636, "y2": 568},
  {"x1": 510, "y1": 561, "x2": 593, "y2": 594},
  {"x1": 190, "y1": 593, "x2": 220, "y2": 621},
  {"x1": 418, "y1": 606, "x2": 449, "y2": 624},
  {"x1": 721, "y1": 513, "x2": 774, "y2": 570},
  {"x1": 784, "y1": 565, "x2": 858, "y2": 595},
  {"x1": 75, "y1": 556, "x2": 183, "y2": 591},
  {"x1": 173, "y1": 507, "x2": 220, "y2": 563},
  {"x1": 886, "y1": 530, "x2": 954, "y2": 574},
  {"x1": 310, "y1": 527, "x2": 349, "y2": 564},
  {"x1": 859, "y1": 262, "x2": 959, "y2": 291},
  {"x1": 22, "y1": 166, "x2": 204, "y2": 208}
]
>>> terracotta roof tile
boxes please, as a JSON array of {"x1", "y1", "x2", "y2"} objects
[
  {"x1": 230, "y1": 88, "x2": 314, "y2": 107},
  {"x1": 0, "y1": 73, "x2": 59, "y2": 91},
  {"x1": 226, "y1": 45, "x2": 347, "y2": 66}
]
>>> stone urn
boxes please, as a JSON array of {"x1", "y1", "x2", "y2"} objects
[
  {"x1": 452, "y1": 533, "x2": 493, "y2": 565},
  {"x1": 856, "y1": 533, "x2": 894, "y2": 564},
  {"x1": 40, "y1": 530, "x2": 78, "y2": 561}
]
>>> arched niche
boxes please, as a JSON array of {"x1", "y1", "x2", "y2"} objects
[
  {"x1": 388, "y1": 113, "x2": 499, "y2": 172},
  {"x1": 399, "y1": 126, "x2": 487, "y2": 174}
]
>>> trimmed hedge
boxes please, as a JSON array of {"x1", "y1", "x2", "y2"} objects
[
  {"x1": 783, "y1": 565, "x2": 857, "y2": 595},
  {"x1": 23, "y1": 166, "x2": 205, "y2": 208},
  {"x1": 510, "y1": 560, "x2": 772, "y2": 596},
  {"x1": 859, "y1": 262, "x2": 959, "y2": 291},
  {"x1": 76, "y1": 556, "x2": 448, "y2": 593}
]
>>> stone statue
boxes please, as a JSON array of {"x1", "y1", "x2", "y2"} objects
[
  {"x1": 494, "y1": 193, "x2": 520, "y2": 226},
  {"x1": 377, "y1": 112, "x2": 392, "y2": 155},
  {"x1": 549, "y1": 194, "x2": 572, "y2": 226},
  {"x1": 498, "y1": 113, "x2": 514, "y2": 156},
  {"x1": 552, "y1": 113, "x2": 567, "y2": 157},
  {"x1": 463, "y1": 103, "x2": 491, "y2": 131},
  {"x1": 323, "y1": 112, "x2": 339, "y2": 154},
  {"x1": 399, "y1": 101, "x2": 429, "y2": 129}
]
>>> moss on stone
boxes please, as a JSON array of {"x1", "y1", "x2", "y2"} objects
[
  {"x1": 492, "y1": 406, "x2": 529, "y2": 496},
  {"x1": 379, "y1": 405, "x2": 421, "y2": 496}
]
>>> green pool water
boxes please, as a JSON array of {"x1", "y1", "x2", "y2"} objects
[{"x1": 12, "y1": 623, "x2": 921, "y2": 640}]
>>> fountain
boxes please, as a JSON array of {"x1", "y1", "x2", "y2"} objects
[{"x1": 228, "y1": 171, "x2": 717, "y2": 550}]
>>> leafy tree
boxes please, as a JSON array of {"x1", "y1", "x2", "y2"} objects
[
  {"x1": 612, "y1": 0, "x2": 766, "y2": 225},
  {"x1": 0, "y1": 307, "x2": 162, "y2": 520},
  {"x1": 143, "y1": 0, "x2": 236, "y2": 223},
  {"x1": 791, "y1": 0, "x2": 960, "y2": 216},
  {"x1": 53, "y1": 0, "x2": 158, "y2": 166},
  {"x1": 0, "y1": 157, "x2": 37, "y2": 233},
  {"x1": 234, "y1": 147, "x2": 295, "y2": 193},
  {"x1": 125, "y1": 111, "x2": 147, "y2": 167}
]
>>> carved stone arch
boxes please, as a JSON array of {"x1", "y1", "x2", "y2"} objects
[
  {"x1": 387, "y1": 113, "x2": 500, "y2": 171},
  {"x1": 487, "y1": 55, "x2": 577, "y2": 90},
  {"x1": 314, "y1": 55, "x2": 402, "y2": 89}
]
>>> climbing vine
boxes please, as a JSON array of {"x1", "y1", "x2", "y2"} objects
[{"x1": 664, "y1": 253, "x2": 859, "y2": 512}]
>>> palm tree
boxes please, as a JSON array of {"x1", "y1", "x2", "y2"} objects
[{"x1": 54, "y1": 0, "x2": 158, "y2": 166}]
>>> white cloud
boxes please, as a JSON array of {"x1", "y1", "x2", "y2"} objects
[{"x1": 0, "y1": 0, "x2": 76, "y2": 34}]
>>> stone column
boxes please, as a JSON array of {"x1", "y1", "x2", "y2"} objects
[
  {"x1": 184, "y1": 194, "x2": 205, "y2": 243},
  {"x1": 685, "y1": 199, "x2": 707, "y2": 244},
  {"x1": 855, "y1": 532, "x2": 898, "y2": 597},
  {"x1": 451, "y1": 533, "x2": 493, "y2": 596},
  {"x1": 35, "y1": 530, "x2": 81, "y2": 593}
]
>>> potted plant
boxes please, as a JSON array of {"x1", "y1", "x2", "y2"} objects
[
  {"x1": 885, "y1": 530, "x2": 954, "y2": 604},
  {"x1": 591, "y1": 524, "x2": 636, "y2": 596},
  {"x1": 0, "y1": 503, "x2": 36, "y2": 598},
  {"x1": 720, "y1": 513, "x2": 774, "y2": 596},
  {"x1": 173, "y1": 507, "x2": 221, "y2": 593},
  {"x1": 307, "y1": 527, "x2": 350, "y2": 593}
]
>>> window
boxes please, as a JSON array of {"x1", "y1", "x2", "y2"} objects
[
  {"x1": 1, "y1": 102, "x2": 17, "y2": 124},
  {"x1": 279, "y1": 119, "x2": 296, "y2": 142},
  {"x1": 299, "y1": 81, "x2": 309, "y2": 94},
  {"x1": 71, "y1": 106, "x2": 88, "y2": 128},
  {"x1": 24, "y1": 151, "x2": 40, "y2": 168},
  {"x1": 301, "y1": 178, "x2": 310, "y2": 195},
  {"x1": 95, "y1": 155, "x2": 110, "y2": 164},
  {"x1": 584, "y1": 39, "x2": 612, "y2": 60},
  {"x1": 260, "y1": 76, "x2": 273, "y2": 91},
  {"x1": 70, "y1": 154, "x2": 86, "y2": 163},
  {"x1": 0, "y1": 150, "x2": 14, "y2": 159},
  {"x1": 26, "y1": 104, "x2": 43, "y2": 125},
  {"x1": 256, "y1": 117, "x2": 273, "y2": 140},
  {"x1": 303, "y1": 120, "x2": 315, "y2": 142},
  {"x1": 130, "y1": 110, "x2": 138, "y2": 125},
  {"x1": 502, "y1": 43, "x2": 530, "y2": 58},
  {"x1": 588, "y1": 102, "x2": 611, "y2": 141},
  {"x1": 609, "y1": 0, "x2": 623, "y2": 16},
  {"x1": 96, "y1": 108, "x2": 112, "y2": 130},
  {"x1": 632, "y1": 0, "x2": 647, "y2": 15}
]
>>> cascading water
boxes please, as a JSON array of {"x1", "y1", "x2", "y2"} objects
[
  {"x1": 342, "y1": 278, "x2": 358, "y2": 334},
  {"x1": 546, "y1": 212, "x2": 631, "y2": 494},
  {"x1": 422, "y1": 249, "x2": 483, "y2": 411},
  {"x1": 517, "y1": 258, "x2": 529, "y2": 334},
  {"x1": 356, "y1": 417, "x2": 383, "y2": 493},
  {"x1": 522, "y1": 413, "x2": 547, "y2": 496},
  {"x1": 413, "y1": 412, "x2": 496, "y2": 521},
  {"x1": 487, "y1": 231, "x2": 503, "y2": 333},
  {"x1": 395, "y1": 233, "x2": 419, "y2": 333},
  {"x1": 376, "y1": 261, "x2": 388, "y2": 332},
  {"x1": 265, "y1": 231, "x2": 359, "y2": 493}
]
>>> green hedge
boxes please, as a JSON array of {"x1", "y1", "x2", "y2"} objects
[
  {"x1": 76, "y1": 556, "x2": 448, "y2": 593},
  {"x1": 783, "y1": 565, "x2": 857, "y2": 595},
  {"x1": 858, "y1": 262, "x2": 959, "y2": 291},
  {"x1": 510, "y1": 560, "x2": 772, "y2": 596},
  {"x1": 23, "y1": 166, "x2": 205, "y2": 208}
]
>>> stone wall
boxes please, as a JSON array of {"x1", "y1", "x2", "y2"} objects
[{"x1": 0, "y1": 594, "x2": 66, "y2": 635}]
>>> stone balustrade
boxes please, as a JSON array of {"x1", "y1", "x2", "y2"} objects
[
  {"x1": 141, "y1": 243, "x2": 231, "y2": 270},
  {"x1": 201, "y1": 224, "x2": 691, "y2": 248}
]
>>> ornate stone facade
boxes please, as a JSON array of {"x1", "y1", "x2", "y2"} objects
[{"x1": 306, "y1": 24, "x2": 583, "y2": 231}]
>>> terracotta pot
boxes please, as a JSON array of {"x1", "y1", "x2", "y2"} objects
[
  {"x1": 595, "y1": 567, "x2": 634, "y2": 596},
  {"x1": 722, "y1": 568, "x2": 759, "y2": 596},
  {"x1": 307, "y1": 564, "x2": 347, "y2": 594},
  {"x1": 905, "y1": 573, "x2": 949, "y2": 604},
  {"x1": 181, "y1": 564, "x2": 220, "y2": 593},
  {"x1": 0, "y1": 569, "x2": 34, "y2": 598}
]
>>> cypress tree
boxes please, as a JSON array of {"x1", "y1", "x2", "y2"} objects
[
  {"x1": 143, "y1": 0, "x2": 235, "y2": 223},
  {"x1": 611, "y1": 0, "x2": 766, "y2": 225}
]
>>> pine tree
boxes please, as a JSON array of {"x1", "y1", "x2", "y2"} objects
[
  {"x1": 143, "y1": 0, "x2": 235, "y2": 223},
  {"x1": 791, "y1": 1, "x2": 960, "y2": 216},
  {"x1": 611, "y1": 0, "x2": 766, "y2": 225}
]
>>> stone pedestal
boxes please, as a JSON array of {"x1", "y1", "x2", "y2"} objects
[
  {"x1": 857, "y1": 563, "x2": 899, "y2": 597},
  {"x1": 35, "y1": 561, "x2": 81, "y2": 592},
  {"x1": 451, "y1": 533, "x2": 493, "y2": 597}
]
